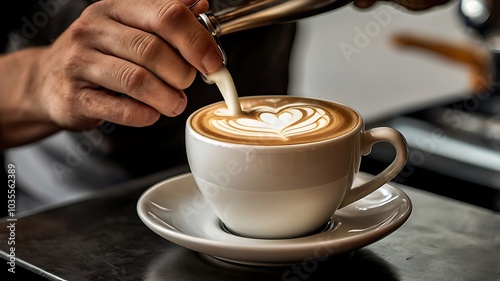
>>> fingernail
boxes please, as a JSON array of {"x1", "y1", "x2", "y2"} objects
[
  {"x1": 173, "y1": 94, "x2": 188, "y2": 116},
  {"x1": 202, "y1": 48, "x2": 223, "y2": 73},
  {"x1": 142, "y1": 109, "x2": 160, "y2": 126}
]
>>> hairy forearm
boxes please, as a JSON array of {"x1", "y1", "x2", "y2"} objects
[{"x1": 0, "y1": 48, "x2": 61, "y2": 150}]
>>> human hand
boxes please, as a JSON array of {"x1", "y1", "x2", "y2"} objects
[
  {"x1": 34, "y1": 0, "x2": 222, "y2": 131},
  {"x1": 353, "y1": 0, "x2": 451, "y2": 11}
]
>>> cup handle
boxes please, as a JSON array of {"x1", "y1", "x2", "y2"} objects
[{"x1": 338, "y1": 127, "x2": 408, "y2": 208}]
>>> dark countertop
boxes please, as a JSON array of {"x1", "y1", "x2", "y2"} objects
[{"x1": 1, "y1": 166, "x2": 499, "y2": 281}]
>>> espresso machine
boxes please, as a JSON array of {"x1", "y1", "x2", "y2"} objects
[{"x1": 362, "y1": 0, "x2": 500, "y2": 211}]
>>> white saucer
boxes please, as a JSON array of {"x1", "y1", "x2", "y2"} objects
[{"x1": 137, "y1": 173, "x2": 412, "y2": 266}]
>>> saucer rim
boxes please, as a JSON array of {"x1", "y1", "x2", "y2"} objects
[{"x1": 137, "y1": 173, "x2": 412, "y2": 264}]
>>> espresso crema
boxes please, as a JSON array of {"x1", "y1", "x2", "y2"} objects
[{"x1": 191, "y1": 96, "x2": 360, "y2": 145}]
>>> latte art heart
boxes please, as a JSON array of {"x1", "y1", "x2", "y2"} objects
[
  {"x1": 211, "y1": 105, "x2": 331, "y2": 140},
  {"x1": 191, "y1": 97, "x2": 359, "y2": 145}
]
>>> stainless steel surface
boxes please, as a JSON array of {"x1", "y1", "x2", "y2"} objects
[
  {"x1": 200, "y1": 0, "x2": 352, "y2": 37},
  {"x1": 198, "y1": 13, "x2": 227, "y2": 84},
  {"x1": 198, "y1": 0, "x2": 351, "y2": 74},
  {"x1": 0, "y1": 166, "x2": 499, "y2": 280}
]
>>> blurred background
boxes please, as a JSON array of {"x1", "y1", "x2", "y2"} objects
[
  {"x1": 288, "y1": 1, "x2": 500, "y2": 211},
  {"x1": 290, "y1": 1, "x2": 470, "y2": 120}
]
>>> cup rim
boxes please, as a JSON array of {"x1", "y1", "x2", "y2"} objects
[{"x1": 186, "y1": 95, "x2": 363, "y2": 148}]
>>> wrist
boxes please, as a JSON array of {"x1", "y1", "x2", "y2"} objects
[{"x1": 0, "y1": 47, "x2": 62, "y2": 149}]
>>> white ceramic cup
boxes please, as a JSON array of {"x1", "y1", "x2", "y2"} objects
[{"x1": 186, "y1": 96, "x2": 408, "y2": 239}]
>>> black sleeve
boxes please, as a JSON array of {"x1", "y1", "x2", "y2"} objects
[
  {"x1": 1, "y1": 0, "x2": 94, "y2": 53},
  {"x1": 0, "y1": 1, "x2": 38, "y2": 51}
]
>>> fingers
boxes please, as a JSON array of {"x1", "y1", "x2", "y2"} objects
[
  {"x1": 77, "y1": 49, "x2": 188, "y2": 118},
  {"x1": 96, "y1": 17, "x2": 197, "y2": 90},
  {"x1": 52, "y1": 74, "x2": 180, "y2": 129},
  {"x1": 154, "y1": 1, "x2": 224, "y2": 73},
  {"x1": 354, "y1": 0, "x2": 450, "y2": 11},
  {"x1": 397, "y1": 0, "x2": 450, "y2": 11},
  {"x1": 157, "y1": 2, "x2": 223, "y2": 73},
  {"x1": 76, "y1": 89, "x2": 162, "y2": 127},
  {"x1": 353, "y1": 0, "x2": 376, "y2": 9},
  {"x1": 46, "y1": 0, "x2": 221, "y2": 129},
  {"x1": 97, "y1": 0, "x2": 223, "y2": 74}
]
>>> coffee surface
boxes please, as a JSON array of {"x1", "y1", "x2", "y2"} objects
[{"x1": 191, "y1": 96, "x2": 359, "y2": 145}]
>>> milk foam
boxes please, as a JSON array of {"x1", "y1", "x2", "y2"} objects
[
  {"x1": 198, "y1": 66, "x2": 357, "y2": 145},
  {"x1": 211, "y1": 104, "x2": 330, "y2": 140},
  {"x1": 204, "y1": 66, "x2": 243, "y2": 115},
  {"x1": 191, "y1": 97, "x2": 359, "y2": 145}
]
